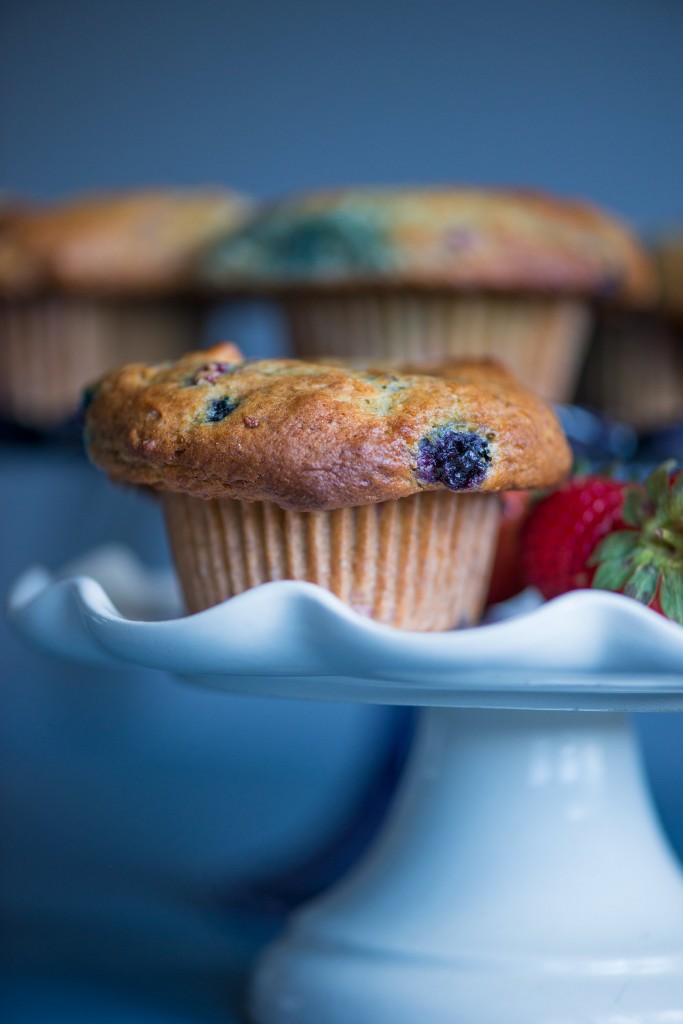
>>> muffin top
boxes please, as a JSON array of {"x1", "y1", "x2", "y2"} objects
[
  {"x1": 0, "y1": 188, "x2": 252, "y2": 297},
  {"x1": 652, "y1": 231, "x2": 683, "y2": 321},
  {"x1": 84, "y1": 342, "x2": 571, "y2": 511},
  {"x1": 200, "y1": 187, "x2": 656, "y2": 305}
]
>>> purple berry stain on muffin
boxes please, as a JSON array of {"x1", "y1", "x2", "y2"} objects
[
  {"x1": 192, "y1": 362, "x2": 238, "y2": 385},
  {"x1": 443, "y1": 226, "x2": 476, "y2": 252},
  {"x1": 205, "y1": 396, "x2": 238, "y2": 422},
  {"x1": 417, "y1": 428, "x2": 491, "y2": 490}
]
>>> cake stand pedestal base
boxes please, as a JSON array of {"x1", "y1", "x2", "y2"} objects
[{"x1": 251, "y1": 707, "x2": 683, "y2": 1023}]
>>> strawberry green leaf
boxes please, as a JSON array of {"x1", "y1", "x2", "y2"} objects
[
  {"x1": 588, "y1": 530, "x2": 640, "y2": 567},
  {"x1": 660, "y1": 569, "x2": 683, "y2": 625},
  {"x1": 621, "y1": 487, "x2": 648, "y2": 527},
  {"x1": 645, "y1": 461, "x2": 676, "y2": 507},
  {"x1": 670, "y1": 473, "x2": 683, "y2": 520},
  {"x1": 592, "y1": 557, "x2": 635, "y2": 592},
  {"x1": 624, "y1": 563, "x2": 660, "y2": 606}
]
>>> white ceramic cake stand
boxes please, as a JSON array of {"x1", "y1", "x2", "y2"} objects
[{"x1": 8, "y1": 546, "x2": 683, "y2": 1023}]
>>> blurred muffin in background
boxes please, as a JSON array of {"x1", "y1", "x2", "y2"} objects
[
  {"x1": 199, "y1": 186, "x2": 656, "y2": 402},
  {"x1": 0, "y1": 188, "x2": 251, "y2": 430},
  {"x1": 577, "y1": 229, "x2": 682, "y2": 432},
  {"x1": 656, "y1": 230, "x2": 683, "y2": 323}
]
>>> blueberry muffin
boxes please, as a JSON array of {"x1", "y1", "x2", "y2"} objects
[
  {"x1": 84, "y1": 342, "x2": 571, "y2": 630},
  {"x1": 199, "y1": 186, "x2": 656, "y2": 403},
  {"x1": 0, "y1": 188, "x2": 251, "y2": 429},
  {"x1": 577, "y1": 230, "x2": 683, "y2": 431},
  {"x1": 656, "y1": 230, "x2": 683, "y2": 323}
]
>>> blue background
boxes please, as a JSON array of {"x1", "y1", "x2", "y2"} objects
[
  {"x1": 2, "y1": 1, "x2": 683, "y2": 1021},
  {"x1": 2, "y1": 0, "x2": 683, "y2": 228}
]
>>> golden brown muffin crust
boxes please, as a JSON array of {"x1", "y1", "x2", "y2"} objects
[
  {"x1": 0, "y1": 189, "x2": 251, "y2": 297},
  {"x1": 201, "y1": 187, "x2": 656, "y2": 306},
  {"x1": 85, "y1": 343, "x2": 571, "y2": 511}
]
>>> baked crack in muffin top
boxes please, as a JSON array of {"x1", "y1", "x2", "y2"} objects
[{"x1": 84, "y1": 342, "x2": 571, "y2": 511}]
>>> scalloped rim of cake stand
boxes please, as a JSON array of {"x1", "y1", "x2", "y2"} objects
[{"x1": 7, "y1": 544, "x2": 683, "y2": 711}]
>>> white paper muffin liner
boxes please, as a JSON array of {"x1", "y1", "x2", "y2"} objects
[
  {"x1": 162, "y1": 490, "x2": 501, "y2": 631},
  {"x1": 0, "y1": 297, "x2": 203, "y2": 428},
  {"x1": 282, "y1": 291, "x2": 591, "y2": 402},
  {"x1": 577, "y1": 311, "x2": 683, "y2": 431}
]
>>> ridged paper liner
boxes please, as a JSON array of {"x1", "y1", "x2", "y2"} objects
[
  {"x1": 282, "y1": 291, "x2": 591, "y2": 403},
  {"x1": 0, "y1": 297, "x2": 203, "y2": 429},
  {"x1": 577, "y1": 311, "x2": 683, "y2": 431},
  {"x1": 162, "y1": 490, "x2": 501, "y2": 631}
]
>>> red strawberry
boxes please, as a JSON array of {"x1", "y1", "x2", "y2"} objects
[
  {"x1": 521, "y1": 475, "x2": 627, "y2": 599},
  {"x1": 485, "y1": 491, "x2": 532, "y2": 606},
  {"x1": 521, "y1": 462, "x2": 683, "y2": 624}
]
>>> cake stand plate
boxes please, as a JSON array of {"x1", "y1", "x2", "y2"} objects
[{"x1": 8, "y1": 546, "x2": 683, "y2": 1022}]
